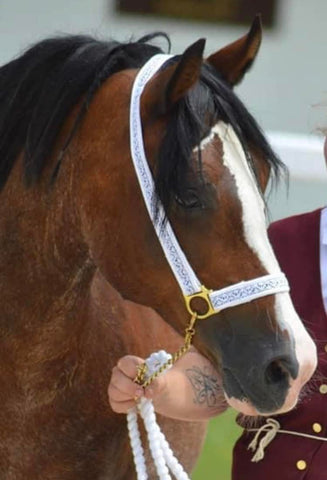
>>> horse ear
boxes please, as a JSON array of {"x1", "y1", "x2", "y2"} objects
[
  {"x1": 165, "y1": 38, "x2": 205, "y2": 109},
  {"x1": 206, "y1": 15, "x2": 262, "y2": 86},
  {"x1": 142, "y1": 39, "x2": 205, "y2": 116}
]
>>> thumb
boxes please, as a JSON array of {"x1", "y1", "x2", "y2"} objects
[{"x1": 144, "y1": 372, "x2": 168, "y2": 400}]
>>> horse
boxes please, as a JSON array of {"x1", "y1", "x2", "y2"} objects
[{"x1": 0, "y1": 17, "x2": 317, "y2": 479}]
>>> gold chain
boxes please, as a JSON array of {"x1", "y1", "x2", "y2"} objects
[{"x1": 134, "y1": 312, "x2": 198, "y2": 389}]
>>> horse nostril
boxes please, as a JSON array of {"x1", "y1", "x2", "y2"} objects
[{"x1": 265, "y1": 359, "x2": 290, "y2": 385}]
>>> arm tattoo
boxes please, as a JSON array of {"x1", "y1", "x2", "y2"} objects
[{"x1": 185, "y1": 365, "x2": 222, "y2": 408}]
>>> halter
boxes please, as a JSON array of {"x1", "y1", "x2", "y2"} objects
[
  {"x1": 128, "y1": 54, "x2": 290, "y2": 480},
  {"x1": 129, "y1": 53, "x2": 289, "y2": 320}
]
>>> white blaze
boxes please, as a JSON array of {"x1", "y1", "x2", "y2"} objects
[
  {"x1": 199, "y1": 122, "x2": 317, "y2": 405},
  {"x1": 215, "y1": 122, "x2": 280, "y2": 273}
]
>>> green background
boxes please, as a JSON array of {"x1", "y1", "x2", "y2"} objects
[{"x1": 192, "y1": 410, "x2": 241, "y2": 480}]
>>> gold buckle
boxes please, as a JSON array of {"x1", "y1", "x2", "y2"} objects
[{"x1": 184, "y1": 285, "x2": 218, "y2": 320}]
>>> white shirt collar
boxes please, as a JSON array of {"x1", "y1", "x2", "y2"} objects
[
  {"x1": 321, "y1": 207, "x2": 327, "y2": 244},
  {"x1": 320, "y1": 207, "x2": 327, "y2": 313}
]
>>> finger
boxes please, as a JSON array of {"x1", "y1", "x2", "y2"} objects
[
  {"x1": 144, "y1": 375, "x2": 167, "y2": 399},
  {"x1": 108, "y1": 383, "x2": 143, "y2": 403},
  {"x1": 109, "y1": 398, "x2": 137, "y2": 414},
  {"x1": 117, "y1": 356, "x2": 145, "y2": 379},
  {"x1": 110, "y1": 367, "x2": 143, "y2": 397}
]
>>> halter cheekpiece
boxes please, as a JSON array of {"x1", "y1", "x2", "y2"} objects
[{"x1": 129, "y1": 53, "x2": 289, "y2": 317}]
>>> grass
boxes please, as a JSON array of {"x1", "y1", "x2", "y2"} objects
[{"x1": 192, "y1": 409, "x2": 242, "y2": 480}]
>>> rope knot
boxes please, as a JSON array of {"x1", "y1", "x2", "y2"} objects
[{"x1": 248, "y1": 418, "x2": 281, "y2": 462}]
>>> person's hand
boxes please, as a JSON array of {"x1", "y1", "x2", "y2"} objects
[{"x1": 108, "y1": 355, "x2": 167, "y2": 413}]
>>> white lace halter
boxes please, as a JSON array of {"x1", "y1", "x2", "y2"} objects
[{"x1": 127, "y1": 54, "x2": 290, "y2": 480}]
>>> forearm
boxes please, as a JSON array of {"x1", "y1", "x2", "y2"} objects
[{"x1": 152, "y1": 351, "x2": 228, "y2": 421}]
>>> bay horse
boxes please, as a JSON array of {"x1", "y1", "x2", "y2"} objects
[{"x1": 0, "y1": 17, "x2": 317, "y2": 479}]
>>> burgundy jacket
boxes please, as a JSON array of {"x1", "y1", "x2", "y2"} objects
[{"x1": 232, "y1": 209, "x2": 327, "y2": 480}]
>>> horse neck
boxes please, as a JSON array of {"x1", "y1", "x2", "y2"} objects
[{"x1": 0, "y1": 160, "x2": 94, "y2": 330}]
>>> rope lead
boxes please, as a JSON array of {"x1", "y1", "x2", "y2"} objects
[{"x1": 127, "y1": 314, "x2": 198, "y2": 480}]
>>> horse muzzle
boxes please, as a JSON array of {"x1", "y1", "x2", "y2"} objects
[
  {"x1": 222, "y1": 349, "x2": 299, "y2": 415},
  {"x1": 219, "y1": 329, "x2": 316, "y2": 416}
]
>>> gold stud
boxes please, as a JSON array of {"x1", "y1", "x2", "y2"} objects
[
  {"x1": 313, "y1": 423, "x2": 322, "y2": 433},
  {"x1": 296, "y1": 460, "x2": 307, "y2": 471},
  {"x1": 324, "y1": 344, "x2": 327, "y2": 353},
  {"x1": 319, "y1": 384, "x2": 327, "y2": 394}
]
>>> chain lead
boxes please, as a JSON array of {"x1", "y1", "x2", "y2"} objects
[{"x1": 134, "y1": 312, "x2": 198, "y2": 389}]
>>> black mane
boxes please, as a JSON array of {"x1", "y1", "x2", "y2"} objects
[
  {"x1": 0, "y1": 33, "x2": 168, "y2": 189},
  {"x1": 0, "y1": 32, "x2": 283, "y2": 205}
]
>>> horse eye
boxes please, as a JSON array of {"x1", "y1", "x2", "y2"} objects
[{"x1": 175, "y1": 190, "x2": 204, "y2": 210}]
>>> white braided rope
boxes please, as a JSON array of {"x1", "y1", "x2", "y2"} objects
[
  {"x1": 127, "y1": 407, "x2": 148, "y2": 479},
  {"x1": 127, "y1": 351, "x2": 191, "y2": 480}
]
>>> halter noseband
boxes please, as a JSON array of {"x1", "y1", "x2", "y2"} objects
[{"x1": 129, "y1": 54, "x2": 289, "y2": 320}]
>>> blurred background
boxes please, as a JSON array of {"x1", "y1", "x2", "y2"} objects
[{"x1": 2, "y1": 0, "x2": 326, "y2": 478}]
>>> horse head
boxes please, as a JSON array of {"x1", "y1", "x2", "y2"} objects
[
  {"x1": 0, "y1": 19, "x2": 316, "y2": 418},
  {"x1": 73, "y1": 18, "x2": 316, "y2": 416}
]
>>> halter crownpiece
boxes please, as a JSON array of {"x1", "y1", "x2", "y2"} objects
[{"x1": 129, "y1": 54, "x2": 289, "y2": 318}]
